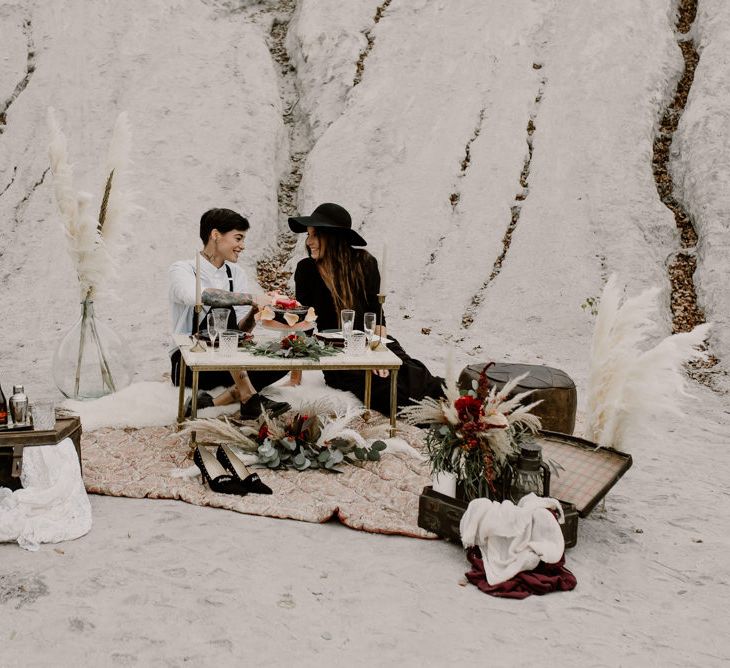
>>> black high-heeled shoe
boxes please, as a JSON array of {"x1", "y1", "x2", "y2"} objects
[
  {"x1": 216, "y1": 444, "x2": 273, "y2": 495},
  {"x1": 193, "y1": 445, "x2": 256, "y2": 496}
]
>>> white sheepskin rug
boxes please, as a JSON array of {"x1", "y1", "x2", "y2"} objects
[{"x1": 62, "y1": 372, "x2": 362, "y2": 432}]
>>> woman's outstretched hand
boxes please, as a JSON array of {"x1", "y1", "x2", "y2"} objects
[{"x1": 254, "y1": 292, "x2": 275, "y2": 308}]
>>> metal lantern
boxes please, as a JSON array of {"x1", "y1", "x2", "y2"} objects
[{"x1": 509, "y1": 437, "x2": 551, "y2": 503}]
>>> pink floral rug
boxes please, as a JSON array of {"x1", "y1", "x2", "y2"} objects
[{"x1": 81, "y1": 420, "x2": 436, "y2": 539}]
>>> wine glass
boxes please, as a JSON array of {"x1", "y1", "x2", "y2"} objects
[
  {"x1": 363, "y1": 312, "x2": 376, "y2": 346},
  {"x1": 206, "y1": 312, "x2": 218, "y2": 350},
  {"x1": 213, "y1": 308, "x2": 230, "y2": 337}
]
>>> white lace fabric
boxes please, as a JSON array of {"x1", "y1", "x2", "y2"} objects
[{"x1": 0, "y1": 438, "x2": 92, "y2": 551}]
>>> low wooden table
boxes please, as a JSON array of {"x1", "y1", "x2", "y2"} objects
[
  {"x1": 174, "y1": 334, "x2": 403, "y2": 440},
  {"x1": 0, "y1": 417, "x2": 83, "y2": 489}
]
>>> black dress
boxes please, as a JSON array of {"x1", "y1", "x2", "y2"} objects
[{"x1": 294, "y1": 256, "x2": 444, "y2": 414}]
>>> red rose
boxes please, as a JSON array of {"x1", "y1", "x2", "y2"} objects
[
  {"x1": 454, "y1": 395, "x2": 484, "y2": 423},
  {"x1": 258, "y1": 424, "x2": 269, "y2": 440},
  {"x1": 280, "y1": 334, "x2": 297, "y2": 350}
]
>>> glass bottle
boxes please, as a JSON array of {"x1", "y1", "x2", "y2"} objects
[
  {"x1": 0, "y1": 381, "x2": 7, "y2": 426},
  {"x1": 52, "y1": 299, "x2": 133, "y2": 400}
]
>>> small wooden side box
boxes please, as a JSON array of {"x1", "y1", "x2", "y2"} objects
[{"x1": 0, "y1": 417, "x2": 82, "y2": 490}]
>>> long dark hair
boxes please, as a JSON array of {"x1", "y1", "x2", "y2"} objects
[{"x1": 310, "y1": 229, "x2": 372, "y2": 315}]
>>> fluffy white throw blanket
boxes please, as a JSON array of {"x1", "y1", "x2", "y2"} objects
[
  {"x1": 460, "y1": 493, "x2": 565, "y2": 585},
  {"x1": 0, "y1": 438, "x2": 92, "y2": 551},
  {"x1": 62, "y1": 373, "x2": 363, "y2": 432}
]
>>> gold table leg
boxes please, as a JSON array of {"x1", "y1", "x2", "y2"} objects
[
  {"x1": 389, "y1": 367, "x2": 398, "y2": 437},
  {"x1": 364, "y1": 369, "x2": 372, "y2": 409},
  {"x1": 191, "y1": 369, "x2": 199, "y2": 444},
  {"x1": 176, "y1": 356, "x2": 187, "y2": 426}
]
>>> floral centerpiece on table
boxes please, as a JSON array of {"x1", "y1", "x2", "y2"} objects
[
  {"x1": 400, "y1": 364, "x2": 542, "y2": 500},
  {"x1": 184, "y1": 406, "x2": 386, "y2": 472},
  {"x1": 247, "y1": 333, "x2": 339, "y2": 361}
]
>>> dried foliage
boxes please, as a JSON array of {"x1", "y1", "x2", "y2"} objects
[{"x1": 584, "y1": 275, "x2": 709, "y2": 450}]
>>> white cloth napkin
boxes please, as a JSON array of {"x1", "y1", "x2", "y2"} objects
[
  {"x1": 0, "y1": 438, "x2": 92, "y2": 551},
  {"x1": 459, "y1": 493, "x2": 565, "y2": 585}
]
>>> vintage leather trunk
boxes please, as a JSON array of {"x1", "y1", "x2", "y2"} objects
[
  {"x1": 418, "y1": 486, "x2": 579, "y2": 549},
  {"x1": 417, "y1": 431, "x2": 634, "y2": 550},
  {"x1": 458, "y1": 362, "x2": 577, "y2": 435}
]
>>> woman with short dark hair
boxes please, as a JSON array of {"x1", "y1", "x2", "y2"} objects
[{"x1": 168, "y1": 208, "x2": 289, "y2": 418}]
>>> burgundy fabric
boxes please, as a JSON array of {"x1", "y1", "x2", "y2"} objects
[{"x1": 465, "y1": 546, "x2": 577, "y2": 599}]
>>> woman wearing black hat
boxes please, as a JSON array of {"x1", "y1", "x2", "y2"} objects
[{"x1": 288, "y1": 203, "x2": 444, "y2": 415}]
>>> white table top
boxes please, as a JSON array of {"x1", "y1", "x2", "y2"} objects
[{"x1": 175, "y1": 333, "x2": 402, "y2": 371}]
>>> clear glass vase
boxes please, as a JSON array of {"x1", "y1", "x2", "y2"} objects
[{"x1": 53, "y1": 299, "x2": 133, "y2": 400}]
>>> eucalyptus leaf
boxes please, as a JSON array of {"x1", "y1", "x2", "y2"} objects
[{"x1": 280, "y1": 437, "x2": 297, "y2": 451}]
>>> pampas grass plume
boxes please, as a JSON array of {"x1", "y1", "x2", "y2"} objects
[
  {"x1": 101, "y1": 111, "x2": 133, "y2": 244},
  {"x1": 47, "y1": 107, "x2": 132, "y2": 300},
  {"x1": 584, "y1": 274, "x2": 709, "y2": 451}
]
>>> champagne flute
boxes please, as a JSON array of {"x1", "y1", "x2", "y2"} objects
[
  {"x1": 207, "y1": 312, "x2": 218, "y2": 350},
  {"x1": 363, "y1": 312, "x2": 376, "y2": 346}
]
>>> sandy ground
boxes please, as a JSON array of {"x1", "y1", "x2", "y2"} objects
[
  {"x1": 2, "y1": 1, "x2": 730, "y2": 665},
  {"x1": 2, "y1": 383, "x2": 729, "y2": 667}
]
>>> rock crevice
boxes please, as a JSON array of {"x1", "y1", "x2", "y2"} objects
[
  {"x1": 247, "y1": 0, "x2": 315, "y2": 292},
  {"x1": 461, "y1": 74, "x2": 546, "y2": 329},
  {"x1": 652, "y1": 0, "x2": 717, "y2": 381},
  {"x1": 352, "y1": 0, "x2": 393, "y2": 87},
  {"x1": 0, "y1": 19, "x2": 35, "y2": 136}
]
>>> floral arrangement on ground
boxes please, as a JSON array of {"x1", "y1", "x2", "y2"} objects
[
  {"x1": 184, "y1": 405, "x2": 386, "y2": 472},
  {"x1": 244, "y1": 333, "x2": 339, "y2": 361},
  {"x1": 399, "y1": 363, "x2": 542, "y2": 500}
]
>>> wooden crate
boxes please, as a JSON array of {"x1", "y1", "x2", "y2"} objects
[
  {"x1": 0, "y1": 417, "x2": 82, "y2": 490},
  {"x1": 417, "y1": 430, "x2": 633, "y2": 549},
  {"x1": 418, "y1": 486, "x2": 579, "y2": 549}
]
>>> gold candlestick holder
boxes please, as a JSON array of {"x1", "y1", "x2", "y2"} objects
[
  {"x1": 190, "y1": 304, "x2": 207, "y2": 352},
  {"x1": 370, "y1": 293, "x2": 387, "y2": 351}
]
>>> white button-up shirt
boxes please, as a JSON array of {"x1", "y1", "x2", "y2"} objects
[{"x1": 168, "y1": 256, "x2": 251, "y2": 353}]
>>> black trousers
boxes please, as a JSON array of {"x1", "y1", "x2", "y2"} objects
[
  {"x1": 170, "y1": 349, "x2": 288, "y2": 393},
  {"x1": 323, "y1": 338, "x2": 444, "y2": 415}
]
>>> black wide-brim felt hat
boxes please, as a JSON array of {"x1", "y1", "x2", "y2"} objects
[{"x1": 288, "y1": 202, "x2": 367, "y2": 247}]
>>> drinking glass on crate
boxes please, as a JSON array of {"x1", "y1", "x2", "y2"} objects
[
  {"x1": 340, "y1": 309, "x2": 355, "y2": 345},
  {"x1": 32, "y1": 401, "x2": 56, "y2": 431},
  {"x1": 219, "y1": 331, "x2": 239, "y2": 356},
  {"x1": 363, "y1": 312, "x2": 376, "y2": 346}
]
